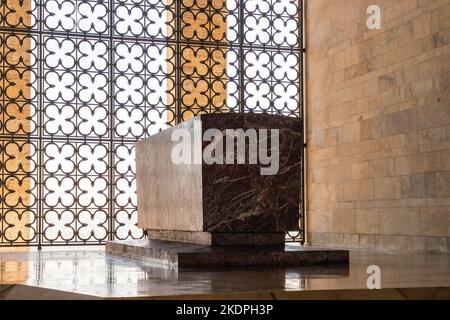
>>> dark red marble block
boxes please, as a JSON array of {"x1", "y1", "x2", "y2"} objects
[{"x1": 136, "y1": 113, "x2": 303, "y2": 242}]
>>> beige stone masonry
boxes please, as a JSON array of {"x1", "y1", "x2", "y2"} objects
[{"x1": 307, "y1": 0, "x2": 450, "y2": 253}]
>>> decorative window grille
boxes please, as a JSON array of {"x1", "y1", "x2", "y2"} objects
[{"x1": 0, "y1": 0, "x2": 304, "y2": 246}]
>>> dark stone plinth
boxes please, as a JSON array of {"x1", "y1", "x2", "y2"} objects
[
  {"x1": 106, "y1": 240, "x2": 349, "y2": 269},
  {"x1": 147, "y1": 230, "x2": 286, "y2": 246},
  {"x1": 136, "y1": 113, "x2": 303, "y2": 238}
]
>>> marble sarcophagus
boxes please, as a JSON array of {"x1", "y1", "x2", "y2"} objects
[
  {"x1": 137, "y1": 113, "x2": 302, "y2": 246},
  {"x1": 106, "y1": 113, "x2": 349, "y2": 268}
]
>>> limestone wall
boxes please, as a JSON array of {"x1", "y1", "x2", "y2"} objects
[{"x1": 306, "y1": 0, "x2": 450, "y2": 252}]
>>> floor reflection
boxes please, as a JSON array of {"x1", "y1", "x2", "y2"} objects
[{"x1": 0, "y1": 248, "x2": 449, "y2": 298}]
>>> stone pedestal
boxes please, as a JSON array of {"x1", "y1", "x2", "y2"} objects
[
  {"x1": 106, "y1": 240, "x2": 349, "y2": 269},
  {"x1": 106, "y1": 114, "x2": 349, "y2": 268}
]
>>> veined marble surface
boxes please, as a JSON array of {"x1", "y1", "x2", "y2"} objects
[
  {"x1": 137, "y1": 113, "x2": 303, "y2": 234},
  {"x1": 0, "y1": 246, "x2": 449, "y2": 298},
  {"x1": 105, "y1": 240, "x2": 349, "y2": 268}
]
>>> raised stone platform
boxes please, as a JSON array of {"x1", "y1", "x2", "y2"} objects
[
  {"x1": 147, "y1": 230, "x2": 286, "y2": 246},
  {"x1": 106, "y1": 240, "x2": 349, "y2": 269}
]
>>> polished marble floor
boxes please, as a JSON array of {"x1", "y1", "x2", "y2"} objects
[{"x1": 0, "y1": 244, "x2": 449, "y2": 298}]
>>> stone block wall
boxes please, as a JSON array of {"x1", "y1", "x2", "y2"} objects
[{"x1": 306, "y1": 0, "x2": 450, "y2": 252}]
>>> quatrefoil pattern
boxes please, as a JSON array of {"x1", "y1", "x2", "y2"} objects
[{"x1": 0, "y1": 0, "x2": 303, "y2": 245}]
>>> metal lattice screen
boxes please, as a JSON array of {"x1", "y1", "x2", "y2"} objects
[{"x1": 0, "y1": 0, "x2": 304, "y2": 246}]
